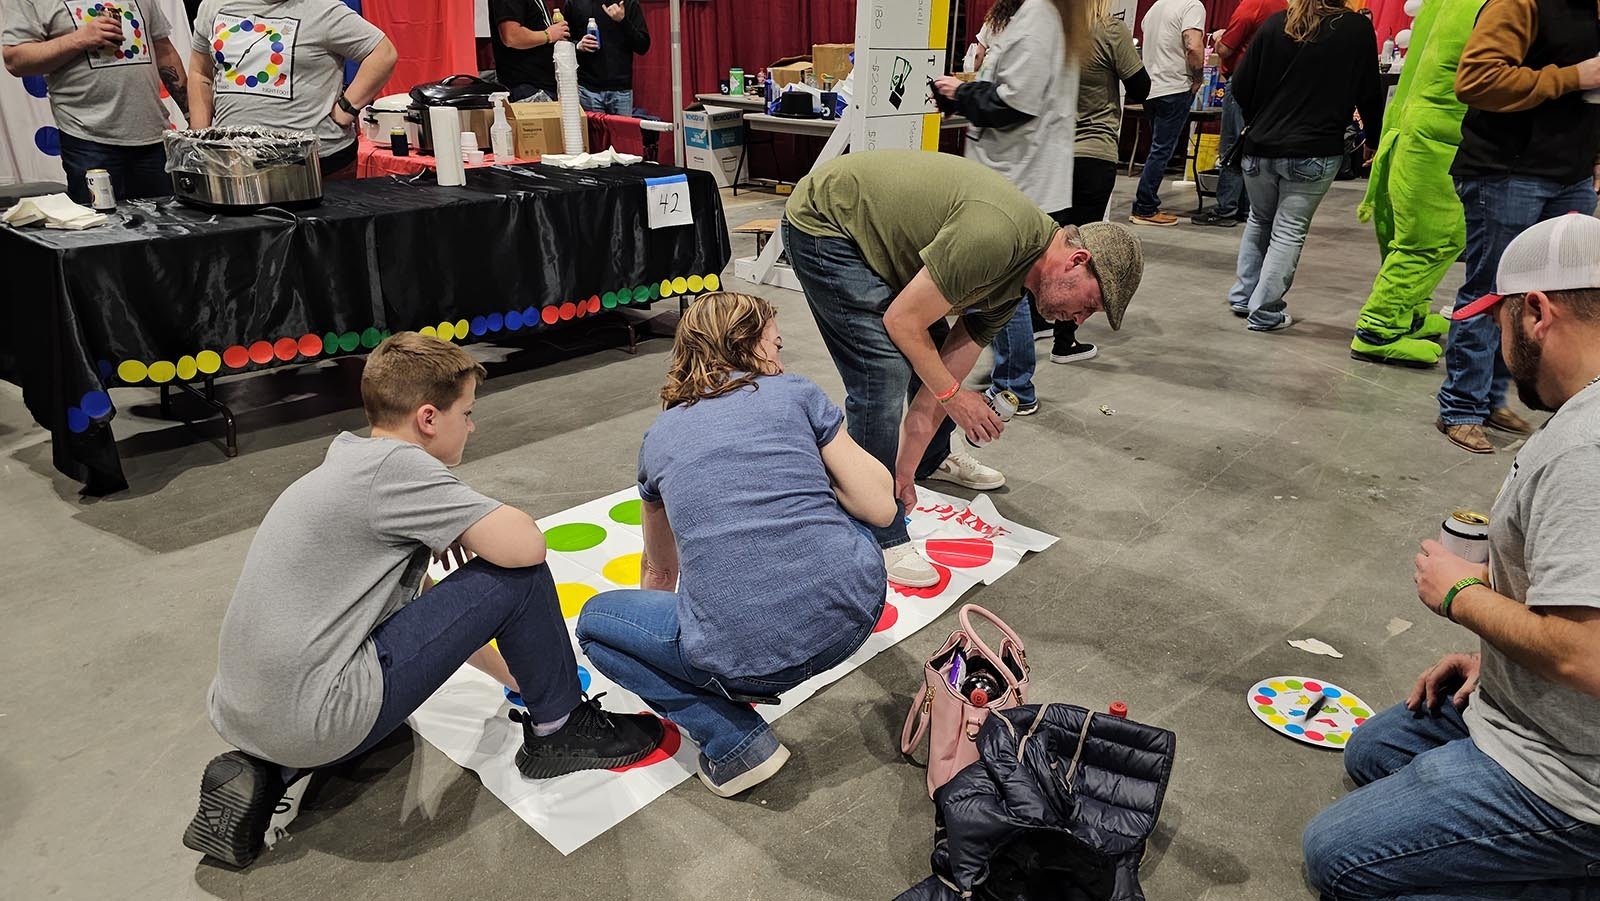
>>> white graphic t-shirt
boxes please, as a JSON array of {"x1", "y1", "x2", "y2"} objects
[
  {"x1": 2, "y1": 0, "x2": 173, "y2": 145},
  {"x1": 190, "y1": 0, "x2": 384, "y2": 155}
]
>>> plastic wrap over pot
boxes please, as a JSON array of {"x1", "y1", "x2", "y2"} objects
[{"x1": 163, "y1": 126, "x2": 320, "y2": 176}]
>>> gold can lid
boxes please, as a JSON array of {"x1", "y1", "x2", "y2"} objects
[{"x1": 1450, "y1": 509, "x2": 1489, "y2": 526}]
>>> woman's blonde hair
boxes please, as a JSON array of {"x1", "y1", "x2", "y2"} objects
[
  {"x1": 660, "y1": 292, "x2": 778, "y2": 409},
  {"x1": 1285, "y1": 0, "x2": 1348, "y2": 42}
]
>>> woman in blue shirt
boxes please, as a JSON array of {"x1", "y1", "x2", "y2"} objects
[{"x1": 576, "y1": 292, "x2": 896, "y2": 797}]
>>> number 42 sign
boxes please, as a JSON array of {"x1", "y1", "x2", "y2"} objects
[{"x1": 645, "y1": 174, "x2": 694, "y2": 229}]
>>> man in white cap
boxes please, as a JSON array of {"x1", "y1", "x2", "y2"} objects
[{"x1": 1302, "y1": 212, "x2": 1600, "y2": 898}]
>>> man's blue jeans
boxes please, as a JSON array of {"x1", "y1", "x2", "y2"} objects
[
  {"x1": 1133, "y1": 92, "x2": 1193, "y2": 216},
  {"x1": 783, "y1": 219, "x2": 958, "y2": 549},
  {"x1": 1229, "y1": 155, "x2": 1341, "y2": 329},
  {"x1": 575, "y1": 589, "x2": 878, "y2": 785},
  {"x1": 333, "y1": 559, "x2": 582, "y2": 766},
  {"x1": 1302, "y1": 701, "x2": 1600, "y2": 899},
  {"x1": 989, "y1": 295, "x2": 1039, "y2": 406},
  {"x1": 1438, "y1": 175, "x2": 1596, "y2": 426},
  {"x1": 1214, "y1": 82, "x2": 1249, "y2": 219},
  {"x1": 579, "y1": 87, "x2": 634, "y2": 115},
  {"x1": 56, "y1": 131, "x2": 170, "y2": 205}
]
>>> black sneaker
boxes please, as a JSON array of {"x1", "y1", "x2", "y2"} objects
[
  {"x1": 1191, "y1": 209, "x2": 1239, "y2": 227},
  {"x1": 182, "y1": 751, "x2": 286, "y2": 868},
  {"x1": 513, "y1": 693, "x2": 665, "y2": 778},
  {"x1": 1049, "y1": 341, "x2": 1098, "y2": 364}
]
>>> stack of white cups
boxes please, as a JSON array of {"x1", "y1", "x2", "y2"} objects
[{"x1": 553, "y1": 41, "x2": 585, "y2": 154}]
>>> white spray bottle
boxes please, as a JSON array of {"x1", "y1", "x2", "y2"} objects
[{"x1": 490, "y1": 91, "x2": 514, "y2": 160}]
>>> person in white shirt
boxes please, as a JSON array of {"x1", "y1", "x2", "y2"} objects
[{"x1": 1130, "y1": 0, "x2": 1204, "y2": 226}]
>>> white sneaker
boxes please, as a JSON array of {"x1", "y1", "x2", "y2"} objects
[
  {"x1": 926, "y1": 450, "x2": 1005, "y2": 491},
  {"x1": 699, "y1": 743, "x2": 791, "y2": 798},
  {"x1": 884, "y1": 544, "x2": 939, "y2": 587}
]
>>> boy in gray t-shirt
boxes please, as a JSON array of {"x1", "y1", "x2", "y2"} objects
[
  {"x1": 1302, "y1": 214, "x2": 1600, "y2": 897},
  {"x1": 182, "y1": 333, "x2": 662, "y2": 869},
  {"x1": 2, "y1": 0, "x2": 189, "y2": 201},
  {"x1": 185, "y1": 0, "x2": 396, "y2": 175}
]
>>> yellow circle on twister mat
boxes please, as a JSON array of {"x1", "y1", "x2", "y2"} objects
[
  {"x1": 196, "y1": 350, "x2": 222, "y2": 374},
  {"x1": 660, "y1": 279, "x2": 674, "y2": 297},
  {"x1": 706, "y1": 273, "x2": 721, "y2": 291},
  {"x1": 602, "y1": 553, "x2": 642, "y2": 586},
  {"x1": 687, "y1": 275, "x2": 704, "y2": 292},
  {"x1": 147, "y1": 360, "x2": 176, "y2": 383},
  {"x1": 436, "y1": 321, "x2": 455, "y2": 341},
  {"x1": 454, "y1": 319, "x2": 469, "y2": 338},
  {"x1": 671, "y1": 277, "x2": 689, "y2": 294},
  {"x1": 557, "y1": 582, "x2": 598, "y2": 618},
  {"x1": 116, "y1": 360, "x2": 148, "y2": 383},
  {"x1": 176, "y1": 356, "x2": 198, "y2": 380},
  {"x1": 420, "y1": 325, "x2": 437, "y2": 337}
]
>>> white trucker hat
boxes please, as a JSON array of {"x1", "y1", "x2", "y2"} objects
[{"x1": 1451, "y1": 213, "x2": 1600, "y2": 320}]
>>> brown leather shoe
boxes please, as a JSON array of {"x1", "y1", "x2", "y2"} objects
[
  {"x1": 1486, "y1": 407, "x2": 1535, "y2": 435},
  {"x1": 1436, "y1": 419, "x2": 1495, "y2": 454}
]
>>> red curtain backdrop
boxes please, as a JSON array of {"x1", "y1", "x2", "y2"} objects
[{"x1": 363, "y1": 0, "x2": 478, "y2": 99}]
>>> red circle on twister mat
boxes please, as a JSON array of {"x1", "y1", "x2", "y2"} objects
[
  {"x1": 872, "y1": 601, "x2": 899, "y2": 633},
  {"x1": 541, "y1": 306, "x2": 560, "y2": 325},
  {"x1": 559, "y1": 302, "x2": 577, "y2": 320},
  {"x1": 248, "y1": 341, "x2": 274, "y2": 364},
  {"x1": 573, "y1": 300, "x2": 587, "y2": 319},
  {"x1": 609, "y1": 716, "x2": 681, "y2": 772},
  {"x1": 588, "y1": 295, "x2": 601, "y2": 313},
  {"x1": 273, "y1": 337, "x2": 298, "y2": 361},
  {"x1": 891, "y1": 562, "x2": 953, "y2": 599},
  {"x1": 925, "y1": 538, "x2": 995, "y2": 569},
  {"x1": 298, "y1": 333, "x2": 322, "y2": 356},
  {"x1": 223, "y1": 345, "x2": 250, "y2": 369}
]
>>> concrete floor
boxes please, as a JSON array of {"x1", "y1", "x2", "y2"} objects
[{"x1": 0, "y1": 175, "x2": 1527, "y2": 900}]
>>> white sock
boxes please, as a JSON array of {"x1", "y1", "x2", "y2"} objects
[{"x1": 533, "y1": 713, "x2": 569, "y2": 736}]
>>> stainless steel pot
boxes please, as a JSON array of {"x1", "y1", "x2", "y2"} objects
[
  {"x1": 407, "y1": 106, "x2": 497, "y2": 153},
  {"x1": 164, "y1": 126, "x2": 322, "y2": 210}
]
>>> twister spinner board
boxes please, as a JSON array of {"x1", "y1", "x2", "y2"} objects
[{"x1": 1247, "y1": 676, "x2": 1373, "y2": 750}]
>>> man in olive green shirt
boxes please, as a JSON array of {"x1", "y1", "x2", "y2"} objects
[{"x1": 783, "y1": 149, "x2": 1144, "y2": 586}]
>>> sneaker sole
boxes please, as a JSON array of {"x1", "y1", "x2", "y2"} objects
[
  {"x1": 1128, "y1": 216, "x2": 1179, "y2": 227},
  {"x1": 1049, "y1": 349, "x2": 1098, "y2": 364},
  {"x1": 515, "y1": 730, "x2": 665, "y2": 779},
  {"x1": 700, "y1": 744, "x2": 791, "y2": 798},
  {"x1": 182, "y1": 752, "x2": 280, "y2": 868},
  {"x1": 1013, "y1": 405, "x2": 1039, "y2": 416},
  {"x1": 923, "y1": 472, "x2": 1005, "y2": 491},
  {"x1": 887, "y1": 567, "x2": 941, "y2": 588},
  {"x1": 1349, "y1": 349, "x2": 1436, "y2": 369}
]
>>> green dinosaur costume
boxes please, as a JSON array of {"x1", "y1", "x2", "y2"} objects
[{"x1": 1350, "y1": 0, "x2": 1488, "y2": 367}]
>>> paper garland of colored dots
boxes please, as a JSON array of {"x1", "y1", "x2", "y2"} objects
[
  {"x1": 79, "y1": 4, "x2": 145, "y2": 60},
  {"x1": 103, "y1": 275, "x2": 721, "y2": 391},
  {"x1": 1246, "y1": 676, "x2": 1373, "y2": 750}
]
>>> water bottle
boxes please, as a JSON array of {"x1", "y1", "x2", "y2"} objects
[
  {"x1": 961, "y1": 661, "x2": 1004, "y2": 707},
  {"x1": 587, "y1": 17, "x2": 600, "y2": 50},
  {"x1": 965, "y1": 389, "x2": 1018, "y2": 449}
]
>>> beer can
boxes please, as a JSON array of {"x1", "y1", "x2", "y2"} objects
[
  {"x1": 1439, "y1": 509, "x2": 1490, "y2": 564},
  {"x1": 87, "y1": 169, "x2": 115, "y2": 211},
  {"x1": 966, "y1": 389, "x2": 1018, "y2": 448}
]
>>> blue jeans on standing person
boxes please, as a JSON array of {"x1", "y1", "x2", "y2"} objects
[
  {"x1": 1214, "y1": 82, "x2": 1250, "y2": 220},
  {"x1": 1437, "y1": 175, "x2": 1597, "y2": 426},
  {"x1": 575, "y1": 585, "x2": 879, "y2": 786},
  {"x1": 56, "y1": 131, "x2": 171, "y2": 205},
  {"x1": 1228, "y1": 155, "x2": 1341, "y2": 329},
  {"x1": 331, "y1": 559, "x2": 583, "y2": 766},
  {"x1": 782, "y1": 219, "x2": 959, "y2": 550},
  {"x1": 578, "y1": 86, "x2": 635, "y2": 115},
  {"x1": 989, "y1": 294, "x2": 1040, "y2": 407},
  {"x1": 1302, "y1": 701, "x2": 1600, "y2": 899},
  {"x1": 1133, "y1": 92, "x2": 1194, "y2": 217}
]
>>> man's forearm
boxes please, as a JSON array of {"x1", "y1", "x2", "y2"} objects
[
  {"x1": 894, "y1": 323, "x2": 986, "y2": 478},
  {"x1": 188, "y1": 70, "x2": 214, "y2": 127},
  {"x1": 1452, "y1": 586, "x2": 1600, "y2": 697},
  {"x1": 156, "y1": 40, "x2": 188, "y2": 116},
  {"x1": 501, "y1": 22, "x2": 548, "y2": 50},
  {"x1": 343, "y1": 38, "x2": 397, "y2": 109},
  {"x1": 3, "y1": 35, "x2": 85, "y2": 77}
]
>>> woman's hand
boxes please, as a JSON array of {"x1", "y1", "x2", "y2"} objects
[{"x1": 931, "y1": 75, "x2": 963, "y2": 100}]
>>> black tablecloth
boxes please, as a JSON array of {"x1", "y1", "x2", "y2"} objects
[{"x1": 0, "y1": 164, "x2": 730, "y2": 493}]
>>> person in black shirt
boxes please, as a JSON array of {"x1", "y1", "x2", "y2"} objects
[
  {"x1": 565, "y1": 0, "x2": 650, "y2": 114},
  {"x1": 490, "y1": 0, "x2": 571, "y2": 101},
  {"x1": 1224, "y1": 0, "x2": 1382, "y2": 332}
]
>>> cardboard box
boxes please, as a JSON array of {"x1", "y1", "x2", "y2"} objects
[
  {"x1": 505, "y1": 101, "x2": 587, "y2": 159},
  {"x1": 683, "y1": 104, "x2": 744, "y2": 188},
  {"x1": 812, "y1": 43, "x2": 854, "y2": 83},
  {"x1": 770, "y1": 60, "x2": 814, "y2": 89}
]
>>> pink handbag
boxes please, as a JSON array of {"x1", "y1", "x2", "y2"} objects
[{"x1": 900, "y1": 603, "x2": 1030, "y2": 798}]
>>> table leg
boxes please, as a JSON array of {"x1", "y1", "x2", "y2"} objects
[{"x1": 164, "y1": 376, "x2": 239, "y2": 458}]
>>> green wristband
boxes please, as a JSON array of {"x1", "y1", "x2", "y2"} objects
[{"x1": 1441, "y1": 576, "x2": 1485, "y2": 622}]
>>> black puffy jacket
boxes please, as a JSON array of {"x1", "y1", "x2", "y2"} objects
[{"x1": 896, "y1": 704, "x2": 1177, "y2": 901}]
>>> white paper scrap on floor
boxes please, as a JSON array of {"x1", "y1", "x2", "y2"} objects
[{"x1": 408, "y1": 485, "x2": 1057, "y2": 854}]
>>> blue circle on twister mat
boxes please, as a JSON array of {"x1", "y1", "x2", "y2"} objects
[
  {"x1": 81, "y1": 390, "x2": 113, "y2": 419},
  {"x1": 23, "y1": 75, "x2": 48, "y2": 98},
  {"x1": 34, "y1": 126, "x2": 60, "y2": 156}
]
